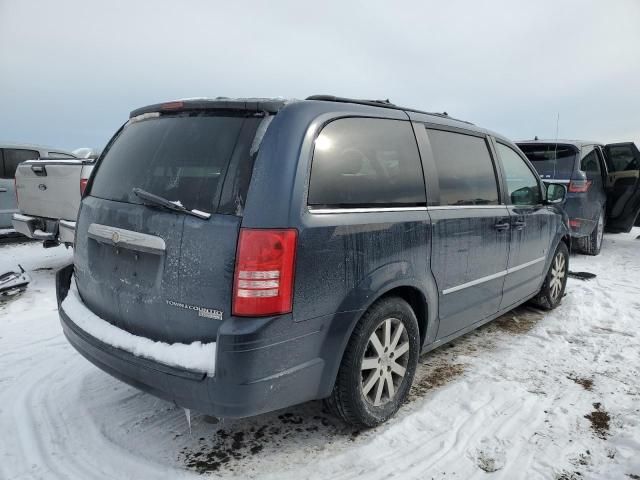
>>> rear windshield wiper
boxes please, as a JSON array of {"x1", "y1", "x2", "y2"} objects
[{"x1": 132, "y1": 188, "x2": 211, "y2": 220}]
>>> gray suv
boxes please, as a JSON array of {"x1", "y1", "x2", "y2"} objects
[
  {"x1": 517, "y1": 140, "x2": 640, "y2": 255},
  {"x1": 57, "y1": 96, "x2": 570, "y2": 427}
]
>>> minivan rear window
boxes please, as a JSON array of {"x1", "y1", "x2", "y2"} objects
[
  {"x1": 518, "y1": 143, "x2": 577, "y2": 180},
  {"x1": 90, "y1": 113, "x2": 263, "y2": 214},
  {"x1": 308, "y1": 118, "x2": 425, "y2": 207}
]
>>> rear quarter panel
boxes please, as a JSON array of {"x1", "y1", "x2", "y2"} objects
[{"x1": 242, "y1": 102, "x2": 440, "y2": 346}]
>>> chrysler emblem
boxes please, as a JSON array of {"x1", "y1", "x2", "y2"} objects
[{"x1": 111, "y1": 231, "x2": 120, "y2": 243}]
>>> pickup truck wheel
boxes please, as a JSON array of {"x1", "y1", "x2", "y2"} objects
[
  {"x1": 531, "y1": 241, "x2": 569, "y2": 310},
  {"x1": 577, "y1": 209, "x2": 605, "y2": 256},
  {"x1": 325, "y1": 297, "x2": 420, "y2": 428}
]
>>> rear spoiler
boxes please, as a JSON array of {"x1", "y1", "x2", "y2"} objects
[{"x1": 130, "y1": 98, "x2": 289, "y2": 118}]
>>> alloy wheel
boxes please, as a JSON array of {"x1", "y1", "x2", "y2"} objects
[
  {"x1": 596, "y1": 211, "x2": 604, "y2": 250},
  {"x1": 549, "y1": 252, "x2": 566, "y2": 302},
  {"x1": 360, "y1": 317, "x2": 410, "y2": 407}
]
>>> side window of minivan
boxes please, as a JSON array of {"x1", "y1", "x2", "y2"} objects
[
  {"x1": 1, "y1": 149, "x2": 39, "y2": 179},
  {"x1": 496, "y1": 143, "x2": 541, "y2": 206},
  {"x1": 426, "y1": 128, "x2": 499, "y2": 206},
  {"x1": 308, "y1": 118, "x2": 425, "y2": 207}
]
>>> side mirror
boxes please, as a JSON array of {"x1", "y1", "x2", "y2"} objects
[{"x1": 545, "y1": 183, "x2": 567, "y2": 204}]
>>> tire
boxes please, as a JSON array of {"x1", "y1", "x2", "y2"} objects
[
  {"x1": 577, "y1": 208, "x2": 605, "y2": 256},
  {"x1": 325, "y1": 296, "x2": 420, "y2": 428},
  {"x1": 531, "y1": 241, "x2": 569, "y2": 310}
]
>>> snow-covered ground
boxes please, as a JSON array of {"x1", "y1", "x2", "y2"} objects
[{"x1": 0, "y1": 231, "x2": 639, "y2": 480}]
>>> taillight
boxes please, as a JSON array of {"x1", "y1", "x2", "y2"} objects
[
  {"x1": 569, "y1": 219, "x2": 581, "y2": 229},
  {"x1": 233, "y1": 228, "x2": 297, "y2": 316},
  {"x1": 14, "y1": 177, "x2": 19, "y2": 206},
  {"x1": 568, "y1": 180, "x2": 592, "y2": 193},
  {"x1": 80, "y1": 178, "x2": 88, "y2": 196}
]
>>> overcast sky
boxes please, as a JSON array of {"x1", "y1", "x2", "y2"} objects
[{"x1": 1, "y1": 0, "x2": 639, "y2": 151}]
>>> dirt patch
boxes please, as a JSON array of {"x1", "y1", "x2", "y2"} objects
[
  {"x1": 476, "y1": 452, "x2": 501, "y2": 473},
  {"x1": 494, "y1": 308, "x2": 544, "y2": 334},
  {"x1": 409, "y1": 363, "x2": 465, "y2": 400},
  {"x1": 568, "y1": 375, "x2": 594, "y2": 391},
  {"x1": 556, "y1": 472, "x2": 583, "y2": 480},
  {"x1": 180, "y1": 410, "x2": 358, "y2": 474},
  {"x1": 584, "y1": 403, "x2": 610, "y2": 439}
]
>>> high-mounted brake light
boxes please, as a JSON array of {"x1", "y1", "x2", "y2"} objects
[
  {"x1": 80, "y1": 178, "x2": 88, "y2": 196},
  {"x1": 161, "y1": 101, "x2": 184, "y2": 111},
  {"x1": 568, "y1": 180, "x2": 592, "y2": 193},
  {"x1": 233, "y1": 228, "x2": 297, "y2": 316}
]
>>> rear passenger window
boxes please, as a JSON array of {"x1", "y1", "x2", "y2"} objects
[
  {"x1": 581, "y1": 146, "x2": 600, "y2": 174},
  {"x1": 496, "y1": 143, "x2": 542, "y2": 206},
  {"x1": 2, "y1": 149, "x2": 39, "y2": 178},
  {"x1": 308, "y1": 118, "x2": 425, "y2": 207},
  {"x1": 426, "y1": 128, "x2": 499, "y2": 205}
]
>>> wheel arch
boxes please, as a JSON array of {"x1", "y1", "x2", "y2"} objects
[{"x1": 318, "y1": 270, "x2": 437, "y2": 400}]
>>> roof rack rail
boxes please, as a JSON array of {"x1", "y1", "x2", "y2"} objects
[{"x1": 305, "y1": 95, "x2": 473, "y2": 125}]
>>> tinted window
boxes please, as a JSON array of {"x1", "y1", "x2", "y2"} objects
[
  {"x1": 497, "y1": 143, "x2": 541, "y2": 206},
  {"x1": 580, "y1": 147, "x2": 601, "y2": 174},
  {"x1": 308, "y1": 118, "x2": 425, "y2": 207},
  {"x1": 426, "y1": 128, "x2": 498, "y2": 206},
  {"x1": 518, "y1": 143, "x2": 578, "y2": 180},
  {"x1": 0, "y1": 150, "x2": 4, "y2": 177},
  {"x1": 90, "y1": 114, "x2": 262, "y2": 214},
  {"x1": 604, "y1": 144, "x2": 639, "y2": 172},
  {"x1": 2, "y1": 149, "x2": 39, "y2": 178}
]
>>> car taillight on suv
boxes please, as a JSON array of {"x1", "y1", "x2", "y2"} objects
[
  {"x1": 568, "y1": 179, "x2": 592, "y2": 193},
  {"x1": 80, "y1": 178, "x2": 89, "y2": 196},
  {"x1": 233, "y1": 228, "x2": 298, "y2": 316}
]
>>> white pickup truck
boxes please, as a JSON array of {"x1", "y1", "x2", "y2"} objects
[{"x1": 12, "y1": 151, "x2": 97, "y2": 247}]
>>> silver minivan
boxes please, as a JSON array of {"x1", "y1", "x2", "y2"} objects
[{"x1": 0, "y1": 143, "x2": 76, "y2": 229}]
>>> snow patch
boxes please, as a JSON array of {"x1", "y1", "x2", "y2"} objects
[{"x1": 61, "y1": 280, "x2": 216, "y2": 375}]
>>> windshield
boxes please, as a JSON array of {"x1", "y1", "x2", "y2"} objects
[
  {"x1": 518, "y1": 143, "x2": 578, "y2": 180},
  {"x1": 90, "y1": 113, "x2": 262, "y2": 214}
]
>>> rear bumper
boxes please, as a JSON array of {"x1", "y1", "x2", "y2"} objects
[
  {"x1": 56, "y1": 265, "x2": 340, "y2": 418},
  {"x1": 12, "y1": 214, "x2": 75, "y2": 244},
  {"x1": 12, "y1": 213, "x2": 53, "y2": 240},
  {"x1": 567, "y1": 217, "x2": 596, "y2": 238},
  {"x1": 562, "y1": 197, "x2": 599, "y2": 238},
  {"x1": 58, "y1": 220, "x2": 76, "y2": 244}
]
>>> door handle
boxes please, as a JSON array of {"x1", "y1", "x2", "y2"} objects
[
  {"x1": 513, "y1": 220, "x2": 527, "y2": 230},
  {"x1": 31, "y1": 165, "x2": 47, "y2": 176},
  {"x1": 494, "y1": 221, "x2": 510, "y2": 231},
  {"x1": 0, "y1": 188, "x2": 7, "y2": 193}
]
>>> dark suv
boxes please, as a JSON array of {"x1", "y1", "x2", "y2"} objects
[
  {"x1": 517, "y1": 140, "x2": 640, "y2": 255},
  {"x1": 57, "y1": 96, "x2": 571, "y2": 427}
]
